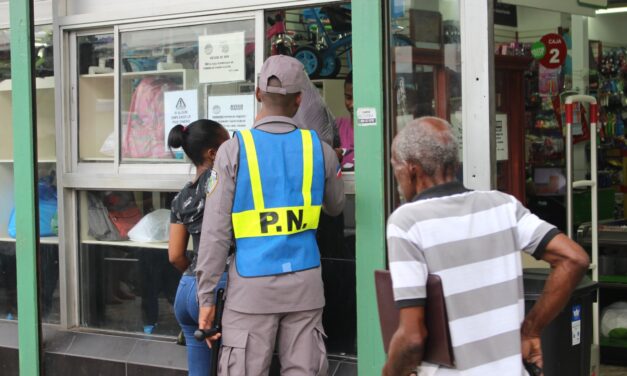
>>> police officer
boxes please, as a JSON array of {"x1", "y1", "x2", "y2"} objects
[{"x1": 196, "y1": 55, "x2": 345, "y2": 375}]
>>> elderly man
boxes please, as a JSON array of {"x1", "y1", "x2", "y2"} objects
[
  {"x1": 383, "y1": 117, "x2": 589, "y2": 375},
  {"x1": 196, "y1": 55, "x2": 344, "y2": 375}
]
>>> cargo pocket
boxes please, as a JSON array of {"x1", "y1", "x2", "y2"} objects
[
  {"x1": 313, "y1": 325, "x2": 328, "y2": 376},
  {"x1": 218, "y1": 328, "x2": 248, "y2": 376}
]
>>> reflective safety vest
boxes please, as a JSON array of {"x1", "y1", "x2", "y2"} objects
[{"x1": 232, "y1": 128, "x2": 325, "y2": 277}]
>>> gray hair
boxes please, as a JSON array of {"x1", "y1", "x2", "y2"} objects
[{"x1": 393, "y1": 116, "x2": 459, "y2": 177}]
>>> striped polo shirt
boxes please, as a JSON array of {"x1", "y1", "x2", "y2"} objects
[{"x1": 387, "y1": 182, "x2": 558, "y2": 376}]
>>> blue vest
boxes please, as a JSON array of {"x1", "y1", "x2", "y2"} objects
[{"x1": 232, "y1": 128, "x2": 325, "y2": 277}]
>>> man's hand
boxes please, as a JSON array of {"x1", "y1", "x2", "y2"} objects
[
  {"x1": 198, "y1": 305, "x2": 220, "y2": 348},
  {"x1": 521, "y1": 334, "x2": 543, "y2": 373}
]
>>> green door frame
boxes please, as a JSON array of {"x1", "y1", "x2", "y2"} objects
[
  {"x1": 10, "y1": 0, "x2": 42, "y2": 375},
  {"x1": 353, "y1": 0, "x2": 387, "y2": 374}
]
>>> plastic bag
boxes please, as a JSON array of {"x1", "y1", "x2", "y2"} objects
[
  {"x1": 128, "y1": 209, "x2": 171, "y2": 242},
  {"x1": 99, "y1": 131, "x2": 115, "y2": 157},
  {"x1": 8, "y1": 176, "x2": 58, "y2": 238},
  {"x1": 601, "y1": 301, "x2": 627, "y2": 338}
]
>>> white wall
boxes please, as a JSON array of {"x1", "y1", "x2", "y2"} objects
[{"x1": 588, "y1": 13, "x2": 627, "y2": 47}]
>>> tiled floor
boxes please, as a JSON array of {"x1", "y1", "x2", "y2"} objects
[{"x1": 600, "y1": 365, "x2": 627, "y2": 375}]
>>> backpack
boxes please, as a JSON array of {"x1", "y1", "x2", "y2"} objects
[
  {"x1": 87, "y1": 192, "x2": 124, "y2": 241},
  {"x1": 102, "y1": 192, "x2": 142, "y2": 239}
]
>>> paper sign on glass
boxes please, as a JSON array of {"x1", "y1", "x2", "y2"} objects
[
  {"x1": 199, "y1": 32, "x2": 246, "y2": 84},
  {"x1": 164, "y1": 90, "x2": 198, "y2": 150},
  {"x1": 207, "y1": 94, "x2": 255, "y2": 134}
]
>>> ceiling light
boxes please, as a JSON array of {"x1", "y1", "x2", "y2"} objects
[{"x1": 596, "y1": 7, "x2": 627, "y2": 14}]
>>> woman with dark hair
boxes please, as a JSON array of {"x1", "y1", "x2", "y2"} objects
[{"x1": 167, "y1": 119, "x2": 229, "y2": 375}]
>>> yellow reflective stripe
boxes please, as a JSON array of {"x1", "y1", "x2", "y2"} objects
[
  {"x1": 232, "y1": 205, "x2": 321, "y2": 238},
  {"x1": 240, "y1": 130, "x2": 265, "y2": 210},
  {"x1": 301, "y1": 130, "x2": 314, "y2": 207}
]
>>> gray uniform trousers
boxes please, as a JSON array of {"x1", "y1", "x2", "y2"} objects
[{"x1": 218, "y1": 306, "x2": 328, "y2": 376}]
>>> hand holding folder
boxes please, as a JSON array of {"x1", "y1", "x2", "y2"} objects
[{"x1": 374, "y1": 270, "x2": 454, "y2": 367}]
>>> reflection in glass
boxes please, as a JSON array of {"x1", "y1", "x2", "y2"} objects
[
  {"x1": 78, "y1": 190, "x2": 180, "y2": 335},
  {"x1": 119, "y1": 21, "x2": 255, "y2": 163},
  {"x1": 389, "y1": 1, "x2": 463, "y2": 204},
  {"x1": 0, "y1": 26, "x2": 60, "y2": 324}
]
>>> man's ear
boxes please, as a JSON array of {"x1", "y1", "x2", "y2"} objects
[
  {"x1": 207, "y1": 148, "x2": 218, "y2": 160},
  {"x1": 255, "y1": 87, "x2": 262, "y2": 103},
  {"x1": 295, "y1": 92, "x2": 302, "y2": 107}
]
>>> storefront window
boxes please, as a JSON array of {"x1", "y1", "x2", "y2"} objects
[
  {"x1": 388, "y1": 0, "x2": 462, "y2": 199},
  {"x1": 0, "y1": 25, "x2": 59, "y2": 324},
  {"x1": 78, "y1": 190, "x2": 180, "y2": 334},
  {"x1": 119, "y1": 21, "x2": 255, "y2": 163},
  {"x1": 78, "y1": 33, "x2": 115, "y2": 163}
]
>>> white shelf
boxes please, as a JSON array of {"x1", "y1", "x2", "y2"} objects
[
  {"x1": 80, "y1": 157, "x2": 113, "y2": 162},
  {"x1": 80, "y1": 73, "x2": 114, "y2": 79},
  {"x1": 0, "y1": 76, "x2": 55, "y2": 92},
  {"x1": 0, "y1": 236, "x2": 59, "y2": 244},
  {"x1": 81, "y1": 239, "x2": 169, "y2": 250},
  {"x1": 121, "y1": 69, "x2": 190, "y2": 79},
  {"x1": 0, "y1": 159, "x2": 57, "y2": 163}
]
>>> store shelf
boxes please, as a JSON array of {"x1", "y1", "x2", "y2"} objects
[
  {"x1": 80, "y1": 157, "x2": 113, "y2": 162},
  {"x1": 121, "y1": 69, "x2": 190, "y2": 79},
  {"x1": 0, "y1": 159, "x2": 56, "y2": 164},
  {"x1": 80, "y1": 73, "x2": 114, "y2": 79},
  {"x1": 0, "y1": 236, "x2": 59, "y2": 244},
  {"x1": 601, "y1": 336, "x2": 627, "y2": 349},
  {"x1": 81, "y1": 239, "x2": 169, "y2": 250},
  {"x1": 0, "y1": 76, "x2": 55, "y2": 92}
]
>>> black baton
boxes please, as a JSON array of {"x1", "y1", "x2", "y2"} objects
[{"x1": 194, "y1": 288, "x2": 225, "y2": 376}]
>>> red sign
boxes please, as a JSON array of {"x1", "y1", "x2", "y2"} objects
[{"x1": 539, "y1": 33, "x2": 567, "y2": 69}]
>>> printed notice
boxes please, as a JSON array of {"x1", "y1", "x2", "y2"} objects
[
  {"x1": 199, "y1": 32, "x2": 246, "y2": 84},
  {"x1": 496, "y1": 114, "x2": 508, "y2": 161},
  {"x1": 207, "y1": 94, "x2": 255, "y2": 134},
  {"x1": 164, "y1": 90, "x2": 198, "y2": 150},
  {"x1": 357, "y1": 107, "x2": 377, "y2": 127},
  {"x1": 572, "y1": 304, "x2": 581, "y2": 346}
]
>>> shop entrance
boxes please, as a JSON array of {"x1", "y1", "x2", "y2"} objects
[{"x1": 264, "y1": 2, "x2": 357, "y2": 360}]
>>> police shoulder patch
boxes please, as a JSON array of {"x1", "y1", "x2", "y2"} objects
[{"x1": 206, "y1": 170, "x2": 218, "y2": 196}]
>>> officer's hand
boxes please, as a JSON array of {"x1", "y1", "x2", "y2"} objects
[
  {"x1": 198, "y1": 305, "x2": 220, "y2": 348},
  {"x1": 521, "y1": 334, "x2": 543, "y2": 375}
]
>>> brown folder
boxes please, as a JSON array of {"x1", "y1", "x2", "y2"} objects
[{"x1": 374, "y1": 270, "x2": 454, "y2": 367}]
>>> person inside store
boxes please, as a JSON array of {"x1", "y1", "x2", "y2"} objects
[
  {"x1": 335, "y1": 71, "x2": 354, "y2": 170},
  {"x1": 196, "y1": 55, "x2": 345, "y2": 375},
  {"x1": 167, "y1": 119, "x2": 229, "y2": 376},
  {"x1": 383, "y1": 116, "x2": 590, "y2": 375}
]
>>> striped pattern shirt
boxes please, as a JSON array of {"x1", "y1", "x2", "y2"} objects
[{"x1": 387, "y1": 182, "x2": 558, "y2": 376}]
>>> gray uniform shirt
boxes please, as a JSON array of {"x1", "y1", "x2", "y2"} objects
[{"x1": 196, "y1": 116, "x2": 345, "y2": 313}]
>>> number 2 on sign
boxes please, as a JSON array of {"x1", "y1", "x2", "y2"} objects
[{"x1": 549, "y1": 48, "x2": 560, "y2": 64}]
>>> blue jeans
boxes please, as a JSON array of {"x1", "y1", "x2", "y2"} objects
[{"x1": 174, "y1": 273, "x2": 227, "y2": 376}]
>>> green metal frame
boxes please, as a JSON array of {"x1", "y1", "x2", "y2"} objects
[
  {"x1": 353, "y1": 0, "x2": 387, "y2": 374},
  {"x1": 10, "y1": 0, "x2": 42, "y2": 374}
]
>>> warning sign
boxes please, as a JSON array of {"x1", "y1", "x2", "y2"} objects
[{"x1": 164, "y1": 90, "x2": 199, "y2": 151}]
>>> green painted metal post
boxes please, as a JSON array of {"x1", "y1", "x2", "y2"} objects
[
  {"x1": 10, "y1": 0, "x2": 42, "y2": 375},
  {"x1": 353, "y1": 0, "x2": 387, "y2": 374}
]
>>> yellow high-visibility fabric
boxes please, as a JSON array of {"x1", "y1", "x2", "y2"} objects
[
  {"x1": 232, "y1": 205, "x2": 321, "y2": 238},
  {"x1": 233, "y1": 129, "x2": 319, "y2": 239}
]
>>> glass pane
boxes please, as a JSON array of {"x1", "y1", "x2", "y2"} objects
[
  {"x1": 0, "y1": 29, "x2": 8, "y2": 82},
  {"x1": 388, "y1": 1, "x2": 462, "y2": 203},
  {"x1": 78, "y1": 33, "x2": 115, "y2": 163},
  {"x1": 120, "y1": 20, "x2": 255, "y2": 163},
  {"x1": 78, "y1": 190, "x2": 180, "y2": 334},
  {"x1": 0, "y1": 26, "x2": 59, "y2": 324}
]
